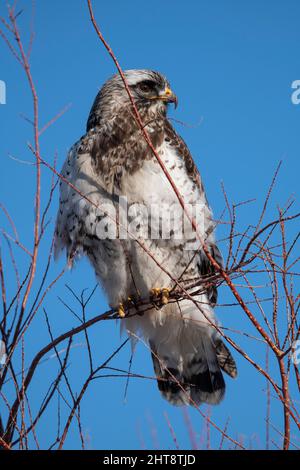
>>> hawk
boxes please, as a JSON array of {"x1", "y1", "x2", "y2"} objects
[{"x1": 54, "y1": 69, "x2": 237, "y2": 406}]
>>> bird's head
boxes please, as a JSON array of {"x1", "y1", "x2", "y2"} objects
[
  {"x1": 123, "y1": 69, "x2": 178, "y2": 110},
  {"x1": 87, "y1": 69, "x2": 177, "y2": 131}
]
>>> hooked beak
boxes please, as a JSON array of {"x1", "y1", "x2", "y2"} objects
[{"x1": 158, "y1": 86, "x2": 178, "y2": 108}]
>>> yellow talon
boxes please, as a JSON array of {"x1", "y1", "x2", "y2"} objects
[
  {"x1": 150, "y1": 287, "x2": 171, "y2": 305},
  {"x1": 118, "y1": 303, "x2": 126, "y2": 318},
  {"x1": 161, "y1": 288, "x2": 170, "y2": 305},
  {"x1": 150, "y1": 288, "x2": 160, "y2": 298}
]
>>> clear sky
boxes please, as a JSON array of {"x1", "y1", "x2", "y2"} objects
[{"x1": 0, "y1": 0, "x2": 299, "y2": 449}]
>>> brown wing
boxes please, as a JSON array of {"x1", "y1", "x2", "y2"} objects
[
  {"x1": 215, "y1": 339, "x2": 238, "y2": 378},
  {"x1": 164, "y1": 119, "x2": 223, "y2": 306},
  {"x1": 164, "y1": 119, "x2": 237, "y2": 376},
  {"x1": 164, "y1": 119, "x2": 205, "y2": 191}
]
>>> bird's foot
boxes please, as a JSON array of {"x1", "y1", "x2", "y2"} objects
[
  {"x1": 117, "y1": 295, "x2": 141, "y2": 318},
  {"x1": 118, "y1": 302, "x2": 126, "y2": 318},
  {"x1": 150, "y1": 287, "x2": 171, "y2": 308}
]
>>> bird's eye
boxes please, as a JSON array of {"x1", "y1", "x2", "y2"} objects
[{"x1": 138, "y1": 81, "x2": 154, "y2": 93}]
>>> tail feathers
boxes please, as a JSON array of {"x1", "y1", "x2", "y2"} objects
[
  {"x1": 189, "y1": 362, "x2": 225, "y2": 406},
  {"x1": 150, "y1": 347, "x2": 190, "y2": 406},
  {"x1": 150, "y1": 336, "x2": 234, "y2": 407}
]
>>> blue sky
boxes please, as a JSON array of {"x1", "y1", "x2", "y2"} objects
[{"x1": 0, "y1": 0, "x2": 299, "y2": 449}]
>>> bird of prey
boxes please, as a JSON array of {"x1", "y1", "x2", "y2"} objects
[{"x1": 54, "y1": 69, "x2": 237, "y2": 406}]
